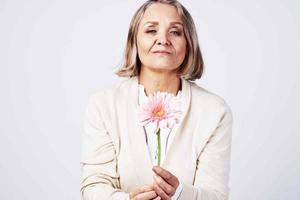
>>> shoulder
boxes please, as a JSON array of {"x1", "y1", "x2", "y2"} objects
[{"x1": 189, "y1": 81, "x2": 233, "y2": 120}]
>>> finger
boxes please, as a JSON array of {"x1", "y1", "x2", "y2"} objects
[
  {"x1": 135, "y1": 190, "x2": 157, "y2": 200},
  {"x1": 153, "y1": 184, "x2": 170, "y2": 200},
  {"x1": 152, "y1": 166, "x2": 179, "y2": 187},
  {"x1": 153, "y1": 174, "x2": 175, "y2": 196},
  {"x1": 152, "y1": 166, "x2": 173, "y2": 181},
  {"x1": 153, "y1": 196, "x2": 161, "y2": 200},
  {"x1": 130, "y1": 185, "x2": 155, "y2": 198}
]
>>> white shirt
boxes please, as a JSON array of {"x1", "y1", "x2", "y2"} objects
[{"x1": 138, "y1": 83, "x2": 183, "y2": 200}]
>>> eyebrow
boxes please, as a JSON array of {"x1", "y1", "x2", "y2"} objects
[{"x1": 143, "y1": 21, "x2": 183, "y2": 27}]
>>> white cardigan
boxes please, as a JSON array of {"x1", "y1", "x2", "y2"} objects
[{"x1": 80, "y1": 76, "x2": 233, "y2": 200}]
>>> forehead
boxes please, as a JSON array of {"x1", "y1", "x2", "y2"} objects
[{"x1": 141, "y1": 3, "x2": 182, "y2": 25}]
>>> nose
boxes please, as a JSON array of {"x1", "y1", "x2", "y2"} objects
[
  {"x1": 158, "y1": 40, "x2": 169, "y2": 45},
  {"x1": 156, "y1": 32, "x2": 170, "y2": 46}
]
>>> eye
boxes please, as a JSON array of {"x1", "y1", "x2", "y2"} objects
[
  {"x1": 170, "y1": 30, "x2": 181, "y2": 36},
  {"x1": 146, "y1": 30, "x2": 157, "y2": 34}
]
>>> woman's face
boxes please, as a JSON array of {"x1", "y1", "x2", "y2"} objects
[{"x1": 136, "y1": 3, "x2": 187, "y2": 74}]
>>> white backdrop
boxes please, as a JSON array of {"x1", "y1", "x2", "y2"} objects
[{"x1": 1, "y1": 0, "x2": 299, "y2": 199}]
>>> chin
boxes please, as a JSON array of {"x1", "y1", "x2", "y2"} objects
[{"x1": 150, "y1": 65, "x2": 178, "y2": 72}]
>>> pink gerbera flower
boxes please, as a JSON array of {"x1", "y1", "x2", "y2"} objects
[
  {"x1": 138, "y1": 90, "x2": 182, "y2": 166},
  {"x1": 138, "y1": 91, "x2": 182, "y2": 132}
]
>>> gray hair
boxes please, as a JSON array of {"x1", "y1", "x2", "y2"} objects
[{"x1": 114, "y1": 0, "x2": 204, "y2": 81}]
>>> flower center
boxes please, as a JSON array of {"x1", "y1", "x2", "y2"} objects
[{"x1": 153, "y1": 107, "x2": 165, "y2": 118}]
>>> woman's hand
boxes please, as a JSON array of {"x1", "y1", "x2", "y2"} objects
[
  {"x1": 152, "y1": 166, "x2": 180, "y2": 200},
  {"x1": 129, "y1": 185, "x2": 161, "y2": 200}
]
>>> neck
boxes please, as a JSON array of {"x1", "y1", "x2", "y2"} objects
[{"x1": 138, "y1": 67, "x2": 181, "y2": 96}]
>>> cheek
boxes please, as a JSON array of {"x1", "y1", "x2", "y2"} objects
[
  {"x1": 176, "y1": 41, "x2": 187, "y2": 58},
  {"x1": 137, "y1": 37, "x2": 153, "y2": 53}
]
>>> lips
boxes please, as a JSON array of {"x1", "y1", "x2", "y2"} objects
[{"x1": 153, "y1": 50, "x2": 171, "y2": 54}]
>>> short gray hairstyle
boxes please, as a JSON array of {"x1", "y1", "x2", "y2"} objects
[{"x1": 114, "y1": 0, "x2": 204, "y2": 81}]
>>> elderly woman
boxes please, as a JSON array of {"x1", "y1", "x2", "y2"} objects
[{"x1": 80, "y1": 0, "x2": 233, "y2": 200}]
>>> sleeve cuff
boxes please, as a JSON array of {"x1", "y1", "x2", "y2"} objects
[{"x1": 171, "y1": 178, "x2": 183, "y2": 200}]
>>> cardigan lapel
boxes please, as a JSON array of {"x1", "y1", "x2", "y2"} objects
[
  {"x1": 160, "y1": 76, "x2": 191, "y2": 168},
  {"x1": 125, "y1": 76, "x2": 191, "y2": 185},
  {"x1": 126, "y1": 76, "x2": 153, "y2": 185}
]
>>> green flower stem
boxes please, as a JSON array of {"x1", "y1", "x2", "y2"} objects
[{"x1": 156, "y1": 128, "x2": 161, "y2": 166}]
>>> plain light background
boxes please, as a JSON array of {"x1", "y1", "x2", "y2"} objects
[{"x1": 1, "y1": 0, "x2": 299, "y2": 199}]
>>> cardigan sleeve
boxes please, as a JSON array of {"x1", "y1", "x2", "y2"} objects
[
  {"x1": 178, "y1": 101, "x2": 233, "y2": 200},
  {"x1": 80, "y1": 93, "x2": 130, "y2": 200}
]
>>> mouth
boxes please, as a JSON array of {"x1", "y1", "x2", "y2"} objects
[{"x1": 152, "y1": 50, "x2": 171, "y2": 56}]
